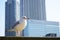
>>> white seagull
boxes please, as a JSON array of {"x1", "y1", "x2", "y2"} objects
[{"x1": 7, "y1": 16, "x2": 29, "y2": 36}]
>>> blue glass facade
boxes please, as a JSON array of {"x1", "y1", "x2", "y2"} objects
[
  {"x1": 24, "y1": 19, "x2": 60, "y2": 37},
  {"x1": 20, "y1": 0, "x2": 46, "y2": 20}
]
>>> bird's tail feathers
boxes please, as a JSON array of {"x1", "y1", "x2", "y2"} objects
[{"x1": 7, "y1": 29, "x2": 15, "y2": 32}]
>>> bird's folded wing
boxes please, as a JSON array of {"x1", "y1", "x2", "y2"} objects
[{"x1": 12, "y1": 21, "x2": 20, "y2": 29}]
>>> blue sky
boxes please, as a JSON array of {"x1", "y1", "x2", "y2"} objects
[
  {"x1": 0, "y1": 0, "x2": 60, "y2": 36},
  {"x1": 0, "y1": 0, "x2": 6, "y2": 36},
  {"x1": 46, "y1": 0, "x2": 60, "y2": 22}
]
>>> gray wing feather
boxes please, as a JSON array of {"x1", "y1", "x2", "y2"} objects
[{"x1": 12, "y1": 21, "x2": 20, "y2": 29}]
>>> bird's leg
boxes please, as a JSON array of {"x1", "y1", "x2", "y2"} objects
[
  {"x1": 18, "y1": 31, "x2": 21, "y2": 36},
  {"x1": 16, "y1": 31, "x2": 18, "y2": 37},
  {"x1": 16, "y1": 31, "x2": 21, "y2": 37},
  {"x1": 16, "y1": 31, "x2": 20, "y2": 37},
  {"x1": 20, "y1": 31, "x2": 22, "y2": 36}
]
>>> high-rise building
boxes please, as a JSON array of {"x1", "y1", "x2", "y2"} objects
[
  {"x1": 20, "y1": 0, "x2": 46, "y2": 20},
  {"x1": 5, "y1": 0, "x2": 20, "y2": 36},
  {"x1": 20, "y1": 0, "x2": 46, "y2": 36}
]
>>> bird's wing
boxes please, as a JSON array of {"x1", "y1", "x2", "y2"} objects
[
  {"x1": 7, "y1": 21, "x2": 21, "y2": 32},
  {"x1": 12, "y1": 21, "x2": 20, "y2": 29}
]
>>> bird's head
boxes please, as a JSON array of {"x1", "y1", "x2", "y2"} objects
[{"x1": 22, "y1": 16, "x2": 29, "y2": 20}]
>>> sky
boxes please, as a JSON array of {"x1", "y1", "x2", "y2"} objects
[
  {"x1": 0, "y1": 0, "x2": 60, "y2": 36},
  {"x1": 46, "y1": 0, "x2": 60, "y2": 22}
]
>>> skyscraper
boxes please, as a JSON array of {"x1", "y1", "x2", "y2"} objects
[
  {"x1": 20, "y1": 0, "x2": 46, "y2": 36},
  {"x1": 20, "y1": 0, "x2": 46, "y2": 20},
  {"x1": 5, "y1": 0, "x2": 20, "y2": 36}
]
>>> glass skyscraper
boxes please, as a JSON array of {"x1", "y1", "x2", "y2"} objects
[
  {"x1": 5, "y1": 0, "x2": 20, "y2": 36},
  {"x1": 20, "y1": 0, "x2": 46, "y2": 20}
]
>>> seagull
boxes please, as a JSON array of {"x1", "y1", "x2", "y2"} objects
[{"x1": 7, "y1": 16, "x2": 29, "y2": 36}]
